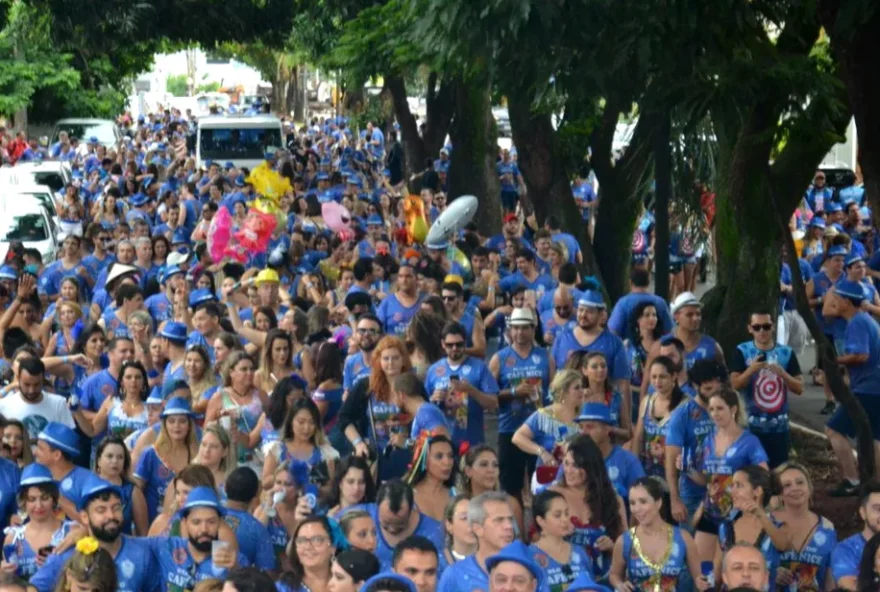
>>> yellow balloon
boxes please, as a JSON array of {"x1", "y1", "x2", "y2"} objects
[
  {"x1": 452, "y1": 247, "x2": 472, "y2": 274},
  {"x1": 411, "y1": 216, "x2": 429, "y2": 243}
]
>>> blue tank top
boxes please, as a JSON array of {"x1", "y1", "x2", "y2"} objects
[
  {"x1": 313, "y1": 386, "x2": 343, "y2": 430},
  {"x1": 735, "y1": 342, "x2": 795, "y2": 434},
  {"x1": 527, "y1": 543, "x2": 593, "y2": 592},
  {"x1": 107, "y1": 399, "x2": 149, "y2": 440},
  {"x1": 5, "y1": 522, "x2": 72, "y2": 580},
  {"x1": 622, "y1": 526, "x2": 688, "y2": 591},
  {"x1": 777, "y1": 515, "x2": 836, "y2": 591},
  {"x1": 267, "y1": 514, "x2": 290, "y2": 567},
  {"x1": 101, "y1": 309, "x2": 130, "y2": 339},
  {"x1": 640, "y1": 395, "x2": 673, "y2": 478}
]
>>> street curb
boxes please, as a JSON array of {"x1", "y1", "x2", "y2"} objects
[{"x1": 791, "y1": 421, "x2": 828, "y2": 441}]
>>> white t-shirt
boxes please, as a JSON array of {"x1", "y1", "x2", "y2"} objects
[{"x1": 0, "y1": 392, "x2": 75, "y2": 442}]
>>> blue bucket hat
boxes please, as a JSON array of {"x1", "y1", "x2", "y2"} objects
[
  {"x1": 162, "y1": 265, "x2": 183, "y2": 285},
  {"x1": 130, "y1": 193, "x2": 148, "y2": 207},
  {"x1": 142, "y1": 175, "x2": 156, "y2": 190},
  {"x1": 19, "y1": 464, "x2": 54, "y2": 488},
  {"x1": 161, "y1": 396, "x2": 194, "y2": 418},
  {"x1": 578, "y1": 290, "x2": 606, "y2": 309},
  {"x1": 0, "y1": 265, "x2": 17, "y2": 281},
  {"x1": 146, "y1": 386, "x2": 164, "y2": 405},
  {"x1": 182, "y1": 486, "x2": 225, "y2": 517},
  {"x1": 189, "y1": 288, "x2": 217, "y2": 308},
  {"x1": 808, "y1": 217, "x2": 826, "y2": 229},
  {"x1": 486, "y1": 541, "x2": 544, "y2": 585},
  {"x1": 88, "y1": 136, "x2": 100, "y2": 144},
  {"x1": 826, "y1": 202, "x2": 843, "y2": 213},
  {"x1": 78, "y1": 474, "x2": 123, "y2": 512},
  {"x1": 576, "y1": 402, "x2": 613, "y2": 424},
  {"x1": 158, "y1": 321, "x2": 188, "y2": 343},
  {"x1": 224, "y1": 161, "x2": 235, "y2": 171},
  {"x1": 827, "y1": 245, "x2": 848, "y2": 258},
  {"x1": 836, "y1": 279, "x2": 866, "y2": 302},
  {"x1": 38, "y1": 422, "x2": 80, "y2": 457},
  {"x1": 316, "y1": 172, "x2": 329, "y2": 181},
  {"x1": 845, "y1": 253, "x2": 864, "y2": 267},
  {"x1": 567, "y1": 571, "x2": 612, "y2": 592}
]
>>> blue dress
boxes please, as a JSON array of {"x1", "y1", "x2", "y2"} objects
[
  {"x1": 639, "y1": 395, "x2": 673, "y2": 478},
  {"x1": 622, "y1": 526, "x2": 689, "y2": 591}
]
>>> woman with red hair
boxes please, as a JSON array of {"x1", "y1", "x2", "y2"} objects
[{"x1": 337, "y1": 336, "x2": 414, "y2": 480}]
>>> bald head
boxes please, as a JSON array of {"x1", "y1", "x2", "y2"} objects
[{"x1": 722, "y1": 543, "x2": 768, "y2": 590}]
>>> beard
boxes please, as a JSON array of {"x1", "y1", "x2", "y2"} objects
[
  {"x1": 189, "y1": 535, "x2": 214, "y2": 553},
  {"x1": 360, "y1": 340, "x2": 377, "y2": 353},
  {"x1": 91, "y1": 520, "x2": 121, "y2": 543}
]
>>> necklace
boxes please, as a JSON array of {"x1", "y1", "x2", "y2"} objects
[{"x1": 631, "y1": 525, "x2": 674, "y2": 592}]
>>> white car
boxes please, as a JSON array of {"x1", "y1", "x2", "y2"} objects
[
  {"x1": 51, "y1": 118, "x2": 121, "y2": 148},
  {"x1": 0, "y1": 161, "x2": 71, "y2": 194},
  {"x1": 0, "y1": 198, "x2": 59, "y2": 264},
  {"x1": 0, "y1": 184, "x2": 60, "y2": 224}
]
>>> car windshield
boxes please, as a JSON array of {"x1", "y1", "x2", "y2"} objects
[
  {"x1": 199, "y1": 127, "x2": 282, "y2": 160},
  {"x1": 0, "y1": 213, "x2": 48, "y2": 242},
  {"x1": 31, "y1": 172, "x2": 65, "y2": 192},
  {"x1": 53, "y1": 122, "x2": 116, "y2": 145}
]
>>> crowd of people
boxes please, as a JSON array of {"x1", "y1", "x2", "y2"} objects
[{"x1": 0, "y1": 109, "x2": 876, "y2": 592}]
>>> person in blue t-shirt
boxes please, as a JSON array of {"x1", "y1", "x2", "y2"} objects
[
  {"x1": 544, "y1": 215, "x2": 583, "y2": 265},
  {"x1": 425, "y1": 322, "x2": 499, "y2": 449},
  {"x1": 606, "y1": 268, "x2": 674, "y2": 338},
  {"x1": 730, "y1": 310, "x2": 803, "y2": 468},
  {"x1": 664, "y1": 359, "x2": 726, "y2": 531},
  {"x1": 497, "y1": 250, "x2": 557, "y2": 303},
  {"x1": 437, "y1": 491, "x2": 516, "y2": 592},
  {"x1": 28, "y1": 474, "x2": 160, "y2": 592},
  {"x1": 824, "y1": 280, "x2": 880, "y2": 497},
  {"x1": 390, "y1": 373, "x2": 449, "y2": 444},
  {"x1": 488, "y1": 307, "x2": 555, "y2": 500},
  {"x1": 364, "y1": 480, "x2": 445, "y2": 571},
  {"x1": 831, "y1": 481, "x2": 880, "y2": 589},
  {"x1": 376, "y1": 265, "x2": 423, "y2": 337},
  {"x1": 222, "y1": 467, "x2": 277, "y2": 572}
]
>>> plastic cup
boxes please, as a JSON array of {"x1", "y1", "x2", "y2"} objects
[{"x1": 211, "y1": 540, "x2": 230, "y2": 576}]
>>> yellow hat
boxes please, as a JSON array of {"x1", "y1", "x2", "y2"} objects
[
  {"x1": 444, "y1": 274, "x2": 464, "y2": 286},
  {"x1": 254, "y1": 269, "x2": 280, "y2": 286}
]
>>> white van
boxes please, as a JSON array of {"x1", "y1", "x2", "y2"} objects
[{"x1": 196, "y1": 115, "x2": 285, "y2": 171}]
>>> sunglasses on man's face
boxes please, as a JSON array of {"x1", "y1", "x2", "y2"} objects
[
  {"x1": 750, "y1": 323, "x2": 773, "y2": 332},
  {"x1": 443, "y1": 341, "x2": 465, "y2": 349}
]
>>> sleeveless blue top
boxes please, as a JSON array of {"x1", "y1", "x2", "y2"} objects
[
  {"x1": 569, "y1": 517, "x2": 611, "y2": 582},
  {"x1": 4, "y1": 521, "x2": 73, "y2": 580},
  {"x1": 622, "y1": 526, "x2": 688, "y2": 591}
]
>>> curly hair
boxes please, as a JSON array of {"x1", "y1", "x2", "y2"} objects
[{"x1": 368, "y1": 336, "x2": 412, "y2": 402}]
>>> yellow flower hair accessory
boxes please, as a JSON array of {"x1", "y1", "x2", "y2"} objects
[{"x1": 75, "y1": 536, "x2": 99, "y2": 556}]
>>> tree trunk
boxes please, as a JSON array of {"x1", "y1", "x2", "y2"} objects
[
  {"x1": 590, "y1": 103, "x2": 657, "y2": 302},
  {"x1": 654, "y1": 114, "x2": 671, "y2": 301},
  {"x1": 290, "y1": 67, "x2": 304, "y2": 121},
  {"x1": 423, "y1": 73, "x2": 456, "y2": 160},
  {"x1": 386, "y1": 74, "x2": 427, "y2": 180},
  {"x1": 447, "y1": 74, "x2": 501, "y2": 235},
  {"x1": 819, "y1": 0, "x2": 880, "y2": 227},
  {"x1": 507, "y1": 92, "x2": 601, "y2": 277}
]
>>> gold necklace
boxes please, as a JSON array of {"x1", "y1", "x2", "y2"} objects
[{"x1": 631, "y1": 525, "x2": 674, "y2": 592}]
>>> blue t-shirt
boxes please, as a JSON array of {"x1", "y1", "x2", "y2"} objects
[
  {"x1": 424, "y1": 357, "x2": 499, "y2": 447},
  {"x1": 343, "y1": 351, "x2": 372, "y2": 391},
  {"x1": 224, "y1": 508, "x2": 277, "y2": 571},
  {"x1": 778, "y1": 515, "x2": 836, "y2": 591},
  {"x1": 494, "y1": 345, "x2": 552, "y2": 434},
  {"x1": 437, "y1": 556, "x2": 489, "y2": 592},
  {"x1": 607, "y1": 293, "x2": 674, "y2": 339},
  {"x1": 376, "y1": 293, "x2": 423, "y2": 336},
  {"x1": 844, "y1": 311, "x2": 880, "y2": 395},
  {"x1": 498, "y1": 271, "x2": 557, "y2": 300},
  {"x1": 551, "y1": 232, "x2": 582, "y2": 264},
  {"x1": 733, "y1": 342, "x2": 799, "y2": 434},
  {"x1": 699, "y1": 430, "x2": 769, "y2": 523},
  {"x1": 0, "y1": 458, "x2": 20, "y2": 529},
  {"x1": 79, "y1": 368, "x2": 118, "y2": 447},
  {"x1": 30, "y1": 536, "x2": 160, "y2": 592},
  {"x1": 605, "y1": 446, "x2": 645, "y2": 501},
  {"x1": 410, "y1": 402, "x2": 448, "y2": 439},
  {"x1": 665, "y1": 397, "x2": 714, "y2": 500},
  {"x1": 149, "y1": 535, "x2": 249, "y2": 591},
  {"x1": 364, "y1": 503, "x2": 444, "y2": 571},
  {"x1": 134, "y1": 447, "x2": 177, "y2": 522},
  {"x1": 551, "y1": 329, "x2": 631, "y2": 381},
  {"x1": 145, "y1": 292, "x2": 173, "y2": 325},
  {"x1": 56, "y1": 465, "x2": 93, "y2": 510},
  {"x1": 660, "y1": 332, "x2": 720, "y2": 370},
  {"x1": 831, "y1": 532, "x2": 866, "y2": 585}
]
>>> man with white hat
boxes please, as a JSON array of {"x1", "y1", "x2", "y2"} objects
[
  {"x1": 650, "y1": 291, "x2": 723, "y2": 372},
  {"x1": 489, "y1": 307, "x2": 555, "y2": 500}
]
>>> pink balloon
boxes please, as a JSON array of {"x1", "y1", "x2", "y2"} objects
[
  {"x1": 207, "y1": 208, "x2": 233, "y2": 262},
  {"x1": 234, "y1": 209, "x2": 277, "y2": 254},
  {"x1": 322, "y1": 202, "x2": 352, "y2": 236}
]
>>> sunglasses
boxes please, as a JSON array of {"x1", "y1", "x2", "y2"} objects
[
  {"x1": 443, "y1": 341, "x2": 465, "y2": 349},
  {"x1": 751, "y1": 323, "x2": 773, "y2": 332}
]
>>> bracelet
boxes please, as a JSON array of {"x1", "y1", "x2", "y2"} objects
[{"x1": 352, "y1": 437, "x2": 364, "y2": 447}]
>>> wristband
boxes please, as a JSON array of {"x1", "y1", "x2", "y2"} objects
[{"x1": 352, "y1": 437, "x2": 364, "y2": 447}]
